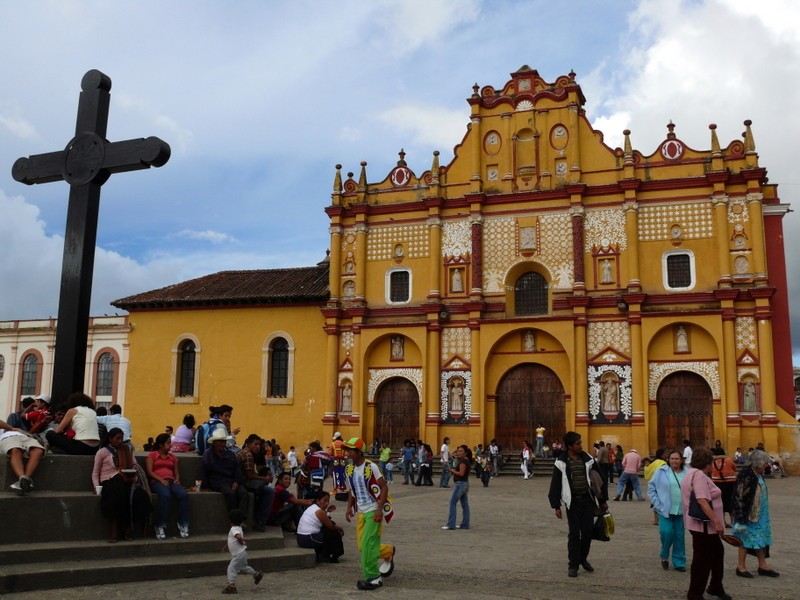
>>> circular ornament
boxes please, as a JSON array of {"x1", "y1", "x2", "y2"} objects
[
  {"x1": 660, "y1": 139, "x2": 684, "y2": 161},
  {"x1": 390, "y1": 166, "x2": 412, "y2": 187}
]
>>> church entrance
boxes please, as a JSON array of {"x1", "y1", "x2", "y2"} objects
[
  {"x1": 495, "y1": 363, "x2": 565, "y2": 452},
  {"x1": 374, "y1": 377, "x2": 419, "y2": 450},
  {"x1": 656, "y1": 371, "x2": 713, "y2": 450}
]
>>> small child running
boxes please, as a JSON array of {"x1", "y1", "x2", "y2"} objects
[{"x1": 223, "y1": 509, "x2": 263, "y2": 594}]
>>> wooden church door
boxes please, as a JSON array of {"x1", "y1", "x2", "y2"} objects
[
  {"x1": 495, "y1": 363, "x2": 565, "y2": 452},
  {"x1": 374, "y1": 377, "x2": 419, "y2": 450},
  {"x1": 657, "y1": 371, "x2": 714, "y2": 450}
]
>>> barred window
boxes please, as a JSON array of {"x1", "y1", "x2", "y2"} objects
[
  {"x1": 21, "y1": 353, "x2": 38, "y2": 396},
  {"x1": 178, "y1": 340, "x2": 196, "y2": 397},
  {"x1": 269, "y1": 337, "x2": 289, "y2": 397},
  {"x1": 515, "y1": 272, "x2": 548, "y2": 316},
  {"x1": 96, "y1": 352, "x2": 115, "y2": 396},
  {"x1": 663, "y1": 251, "x2": 695, "y2": 291},
  {"x1": 388, "y1": 269, "x2": 411, "y2": 303}
]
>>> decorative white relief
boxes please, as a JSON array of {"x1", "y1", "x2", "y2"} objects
[
  {"x1": 482, "y1": 217, "x2": 517, "y2": 292},
  {"x1": 584, "y1": 209, "x2": 627, "y2": 252},
  {"x1": 341, "y1": 227, "x2": 357, "y2": 251},
  {"x1": 440, "y1": 371, "x2": 473, "y2": 419},
  {"x1": 648, "y1": 361, "x2": 720, "y2": 400},
  {"x1": 737, "y1": 367, "x2": 760, "y2": 381},
  {"x1": 441, "y1": 327, "x2": 471, "y2": 361},
  {"x1": 516, "y1": 99, "x2": 534, "y2": 111},
  {"x1": 442, "y1": 219, "x2": 472, "y2": 257},
  {"x1": 368, "y1": 368, "x2": 423, "y2": 403},
  {"x1": 337, "y1": 373, "x2": 352, "y2": 386},
  {"x1": 588, "y1": 365, "x2": 632, "y2": 419},
  {"x1": 735, "y1": 317, "x2": 757, "y2": 351},
  {"x1": 587, "y1": 321, "x2": 631, "y2": 356},
  {"x1": 639, "y1": 202, "x2": 714, "y2": 241},
  {"x1": 341, "y1": 331, "x2": 354, "y2": 351},
  {"x1": 367, "y1": 224, "x2": 429, "y2": 260},
  {"x1": 538, "y1": 213, "x2": 573, "y2": 282},
  {"x1": 727, "y1": 198, "x2": 750, "y2": 224}
]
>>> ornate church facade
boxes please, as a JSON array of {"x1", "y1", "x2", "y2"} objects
[{"x1": 114, "y1": 66, "x2": 796, "y2": 460}]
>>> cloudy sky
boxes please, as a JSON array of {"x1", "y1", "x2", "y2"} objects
[{"x1": 1, "y1": 0, "x2": 798, "y2": 362}]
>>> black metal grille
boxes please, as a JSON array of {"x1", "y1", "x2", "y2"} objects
[
  {"x1": 666, "y1": 254, "x2": 692, "y2": 288},
  {"x1": 95, "y1": 352, "x2": 114, "y2": 396},
  {"x1": 178, "y1": 340, "x2": 196, "y2": 397},
  {"x1": 270, "y1": 338, "x2": 289, "y2": 397},
  {"x1": 515, "y1": 272, "x2": 548, "y2": 315},
  {"x1": 390, "y1": 271, "x2": 410, "y2": 302},
  {"x1": 21, "y1": 354, "x2": 37, "y2": 396}
]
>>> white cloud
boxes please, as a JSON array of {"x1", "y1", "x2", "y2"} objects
[
  {"x1": 174, "y1": 229, "x2": 237, "y2": 245},
  {"x1": 375, "y1": 104, "x2": 467, "y2": 152},
  {"x1": 0, "y1": 114, "x2": 37, "y2": 140}
]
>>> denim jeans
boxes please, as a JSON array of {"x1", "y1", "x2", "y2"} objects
[
  {"x1": 446, "y1": 480, "x2": 470, "y2": 529},
  {"x1": 616, "y1": 472, "x2": 643, "y2": 500},
  {"x1": 440, "y1": 464, "x2": 451, "y2": 487},
  {"x1": 150, "y1": 480, "x2": 189, "y2": 528}
]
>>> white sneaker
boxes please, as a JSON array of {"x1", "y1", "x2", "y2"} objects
[
  {"x1": 178, "y1": 523, "x2": 189, "y2": 538},
  {"x1": 9, "y1": 480, "x2": 24, "y2": 496},
  {"x1": 155, "y1": 526, "x2": 166, "y2": 540}
]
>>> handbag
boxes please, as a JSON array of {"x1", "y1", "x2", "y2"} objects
[{"x1": 688, "y1": 471, "x2": 711, "y2": 522}]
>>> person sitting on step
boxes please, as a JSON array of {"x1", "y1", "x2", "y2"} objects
[{"x1": 0, "y1": 417, "x2": 45, "y2": 495}]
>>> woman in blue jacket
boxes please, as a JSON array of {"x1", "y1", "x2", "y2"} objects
[{"x1": 647, "y1": 449, "x2": 687, "y2": 571}]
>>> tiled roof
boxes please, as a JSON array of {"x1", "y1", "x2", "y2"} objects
[{"x1": 112, "y1": 264, "x2": 329, "y2": 310}]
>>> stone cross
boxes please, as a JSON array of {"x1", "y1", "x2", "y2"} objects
[{"x1": 12, "y1": 69, "x2": 170, "y2": 406}]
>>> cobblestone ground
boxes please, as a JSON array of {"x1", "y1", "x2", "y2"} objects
[{"x1": 8, "y1": 473, "x2": 798, "y2": 599}]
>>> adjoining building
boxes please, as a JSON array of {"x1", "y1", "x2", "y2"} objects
[
  {"x1": 113, "y1": 66, "x2": 796, "y2": 461},
  {"x1": 0, "y1": 316, "x2": 130, "y2": 417}
]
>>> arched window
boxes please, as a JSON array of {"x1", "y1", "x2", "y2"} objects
[
  {"x1": 21, "y1": 353, "x2": 38, "y2": 396},
  {"x1": 177, "y1": 339, "x2": 196, "y2": 397},
  {"x1": 269, "y1": 338, "x2": 289, "y2": 397},
  {"x1": 95, "y1": 352, "x2": 115, "y2": 396},
  {"x1": 514, "y1": 271, "x2": 548, "y2": 316}
]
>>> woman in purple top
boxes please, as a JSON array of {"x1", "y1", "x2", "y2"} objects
[{"x1": 681, "y1": 447, "x2": 730, "y2": 600}]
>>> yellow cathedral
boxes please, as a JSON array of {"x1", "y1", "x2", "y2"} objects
[{"x1": 113, "y1": 66, "x2": 797, "y2": 464}]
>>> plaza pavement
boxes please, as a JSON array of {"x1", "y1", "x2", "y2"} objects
[{"x1": 7, "y1": 473, "x2": 797, "y2": 599}]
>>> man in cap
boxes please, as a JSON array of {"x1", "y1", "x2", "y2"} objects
[
  {"x1": 343, "y1": 437, "x2": 396, "y2": 590},
  {"x1": 328, "y1": 432, "x2": 348, "y2": 500},
  {"x1": 548, "y1": 431, "x2": 608, "y2": 578},
  {"x1": 22, "y1": 395, "x2": 53, "y2": 435},
  {"x1": 0, "y1": 417, "x2": 45, "y2": 495},
  {"x1": 237, "y1": 434, "x2": 275, "y2": 532},
  {"x1": 202, "y1": 429, "x2": 248, "y2": 516}
]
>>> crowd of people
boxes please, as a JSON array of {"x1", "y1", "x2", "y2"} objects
[{"x1": 2, "y1": 395, "x2": 790, "y2": 595}]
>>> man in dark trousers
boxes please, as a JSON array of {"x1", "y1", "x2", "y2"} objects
[{"x1": 548, "y1": 431, "x2": 608, "y2": 578}]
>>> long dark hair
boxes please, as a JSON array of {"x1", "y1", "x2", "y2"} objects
[{"x1": 458, "y1": 444, "x2": 473, "y2": 462}]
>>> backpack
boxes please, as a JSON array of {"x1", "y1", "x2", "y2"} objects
[{"x1": 194, "y1": 418, "x2": 225, "y2": 455}]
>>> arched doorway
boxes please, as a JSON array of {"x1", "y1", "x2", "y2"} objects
[
  {"x1": 495, "y1": 363, "x2": 565, "y2": 452},
  {"x1": 374, "y1": 377, "x2": 419, "y2": 450},
  {"x1": 657, "y1": 371, "x2": 713, "y2": 450}
]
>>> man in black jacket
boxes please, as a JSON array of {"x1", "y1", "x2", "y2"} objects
[{"x1": 548, "y1": 431, "x2": 608, "y2": 577}]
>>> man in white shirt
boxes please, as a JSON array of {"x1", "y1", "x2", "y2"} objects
[
  {"x1": 439, "y1": 437, "x2": 451, "y2": 488},
  {"x1": 682, "y1": 439, "x2": 693, "y2": 467}
]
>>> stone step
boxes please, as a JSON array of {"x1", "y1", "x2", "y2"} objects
[
  {"x1": 0, "y1": 545, "x2": 316, "y2": 593},
  {"x1": 0, "y1": 490, "x2": 257, "y2": 544}
]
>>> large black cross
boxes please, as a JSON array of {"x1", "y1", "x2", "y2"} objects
[{"x1": 12, "y1": 69, "x2": 170, "y2": 406}]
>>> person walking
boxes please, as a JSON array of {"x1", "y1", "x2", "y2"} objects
[
  {"x1": 648, "y1": 449, "x2": 686, "y2": 571},
  {"x1": 535, "y1": 423, "x2": 546, "y2": 457},
  {"x1": 548, "y1": 431, "x2": 608, "y2": 578},
  {"x1": 439, "y1": 437, "x2": 451, "y2": 488},
  {"x1": 710, "y1": 452, "x2": 737, "y2": 528},
  {"x1": 400, "y1": 440, "x2": 415, "y2": 485},
  {"x1": 222, "y1": 509, "x2": 263, "y2": 594},
  {"x1": 731, "y1": 449, "x2": 779, "y2": 578},
  {"x1": 614, "y1": 448, "x2": 644, "y2": 501},
  {"x1": 442, "y1": 445, "x2": 471, "y2": 530},
  {"x1": 521, "y1": 441, "x2": 533, "y2": 480},
  {"x1": 343, "y1": 437, "x2": 396, "y2": 591},
  {"x1": 681, "y1": 447, "x2": 731, "y2": 600}
]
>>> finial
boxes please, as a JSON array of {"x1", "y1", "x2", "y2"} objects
[
  {"x1": 430, "y1": 150, "x2": 440, "y2": 181},
  {"x1": 568, "y1": 69, "x2": 576, "y2": 81},
  {"x1": 623, "y1": 129, "x2": 632, "y2": 156},
  {"x1": 708, "y1": 124, "x2": 721, "y2": 154},
  {"x1": 666, "y1": 120, "x2": 676, "y2": 138},
  {"x1": 472, "y1": 83, "x2": 480, "y2": 97},
  {"x1": 743, "y1": 119, "x2": 755, "y2": 152},
  {"x1": 397, "y1": 149, "x2": 407, "y2": 167},
  {"x1": 358, "y1": 161, "x2": 367, "y2": 188},
  {"x1": 333, "y1": 164, "x2": 343, "y2": 193}
]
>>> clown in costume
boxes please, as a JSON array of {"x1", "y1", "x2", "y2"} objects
[
  {"x1": 329, "y1": 432, "x2": 348, "y2": 498},
  {"x1": 343, "y1": 437, "x2": 396, "y2": 591}
]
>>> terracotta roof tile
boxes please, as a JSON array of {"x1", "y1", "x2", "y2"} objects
[{"x1": 112, "y1": 265, "x2": 329, "y2": 309}]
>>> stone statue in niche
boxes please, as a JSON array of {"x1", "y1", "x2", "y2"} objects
[
  {"x1": 734, "y1": 234, "x2": 746, "y2": 249},
  {"x1": 523, "y1": 330, "x2": 535, "y2": 352},
  {"x1": 343, "y1": 280, "x2": 355, "y2": 297},
  {"x1": 675, "y1": 325, "x2": 689, "y2": 353},
  {"x1": 742, "y1": 379, "x2": 757, "y2": 412},
  {"x1": 600, "y1": 259, "x2": 613, "y2": 284},
  {"x1": 345, "y1": 261, "x2": 354, "y2": 274},
  {"x1": 448, "y1": 376, "x2": 466, "y2": 413},
  {"x1": 600, "y1": 375, "x2": 620, "y2": 416},
  {"x1": 734, "y1": 255, "x2": 749, "y2": 274},
  {"x1": 340, "y1": 381, "x2": 352, "y2": 413},
  {"x1": 519, "y1": 226, "x2": 536, "y2": 250},
  {"x1": 391, "y1": 335, "x2": 404, "y2": 360},
  {"x1": 451, "y1": 268, "x2": 463, "y2": 292}
]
